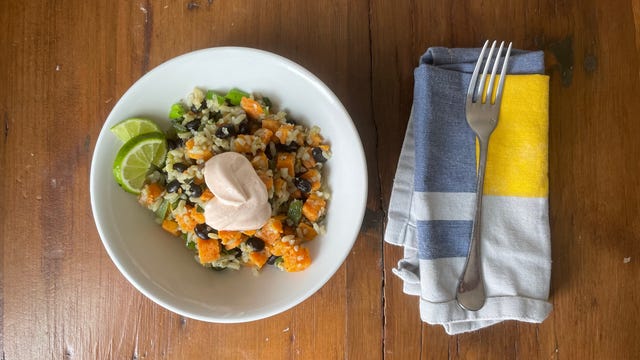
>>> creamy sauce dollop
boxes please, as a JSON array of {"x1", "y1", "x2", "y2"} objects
[{"x1": 203, "y1": 152, "x2": 271, "y2": 231}]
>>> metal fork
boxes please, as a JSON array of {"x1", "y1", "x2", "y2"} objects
[{"x1": 456, "y1": 40, "x2": 512, "y2": 311}]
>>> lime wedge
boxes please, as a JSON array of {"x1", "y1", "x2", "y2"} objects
[
  {"x1": 112, "y1": 132, "x2": 167, "y2": 194},
  {"x1": 110, "y1": 118, "x2": 163, "y2": 142}
]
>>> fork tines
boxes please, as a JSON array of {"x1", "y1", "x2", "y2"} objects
[{"x1": 467, "y1": 40, "x2": 513, "y2": 106}]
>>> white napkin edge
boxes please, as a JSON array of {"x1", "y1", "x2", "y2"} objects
[
  {"x1": 420, "y1": 296, "x2": 553, "y2": 335},
  {"x1": 384, "y1": 107, "x2": 417, "y2": 249}
]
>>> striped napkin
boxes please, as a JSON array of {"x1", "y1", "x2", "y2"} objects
[{"x1": 384, "y1": 46, "x2": 553, "y2": 334}]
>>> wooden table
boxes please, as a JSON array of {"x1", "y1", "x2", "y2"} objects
[{"x1": 2, "y1": 0, "x2": 639, "y2": 358}]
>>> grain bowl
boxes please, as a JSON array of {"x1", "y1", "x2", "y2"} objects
[{"x1": 90, "y1": 47, "x2": 367, "y2": 323}]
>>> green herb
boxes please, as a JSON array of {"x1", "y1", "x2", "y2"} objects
[
  {"x1": 206, "y1": 90, "x2": 226, "y2": 105},
  {"x1": 169, "y1": 103, "x2": 185, "y2": 119},
  {"x1": 225, "y1": 88, "x2": 250, "y2": 106}
]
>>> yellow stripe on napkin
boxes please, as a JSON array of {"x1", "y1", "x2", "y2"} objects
[{"x1": 476, "y1": 74, "x2": 549, "y2": 198}]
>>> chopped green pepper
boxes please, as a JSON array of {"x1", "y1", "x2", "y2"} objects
[
  {"x1": 169, "y1": 103, "x2": 185, "y2": 120},
  {"x1": 172, "y1": 122, "x2": 187, "y2": 132},
  {"x1": 206, "y1": 90, "x2": 226, "y2": 105},
  {"x1": 287, "y1": 199, "x2": 303, "y2": 225},
  {"x1": 225, "y1": 88, "x2": 250, "y2": 106},
  {"x1": 154, "y1": 199, "x2": 170, "y2": 220}
]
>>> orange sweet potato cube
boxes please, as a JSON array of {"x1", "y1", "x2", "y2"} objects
[
  {"x1": 302, "y1": 194, "x2": 326, "y2": 222},
  {"x1": 197, "y1": 238, "x2": 221, "y2": 264}
]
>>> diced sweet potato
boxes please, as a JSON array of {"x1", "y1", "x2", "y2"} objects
[
  {"x1": 161, "y1": 219, "x2": 180, "y2": 236},
  {"x1": 301, "y1": 148, "x2": 316, "y2": 169},
  {"x1": 232, "y1": 135, "x2": 255, "y2": 153},
  {"x1": 138, "y1": 182, "x2": 164, "y2": 206},
  {"x1": 251, "y1": 152, "x2": 269, "y2": 171},
  {"x1": 253, "y1": 128, "x2": 273, "y2": 144},
  {"x1": 191, "y1": 208, "x2": 205, "y2": 224},
  {"x1": 261, "y1": 118, "x2": 281, "y2": 132},
  {"x1": 257, "y1": 171, "x2": 274, "y2": 196},
  {"x1": 302, "y1": 194, "x2": 326, "y2": 222},
  {"x1": 197, "y1": 238, "x2": 221, "y2": 264},
  {"x1": 200, "y1": 188, "x2": 214, "y2": 202},
  {"x1": 218, "y1": 230, "x2": 245, "y2": 250},
  {"x1": 240, "y1": 97, "x2": 264, "y2": 119},
  {"x1": 175, "y1": 206, "x2": 205, "y2": 232},
  {"x1": 255, "y1": 217, "x2": 283, "y2": 244},
  {"x1": 276, "y1": 152, "x2": 295, "y2": 177},
  {"x1": 185, "y1": 138, "x2": 213, "y2": 160},
  {"x1": 307, "y1": 132, "x2": 323, "y2": 146},
  {"x1": 267, "y1": 238, "x2": 291, "y2": 257},
  {"x1": 275, "y1": 123, "x2": 294, "y2": 144},
  {"x1": 282, "y1": 246, "x2": 311, "y2": 272},
  {"x1": 249, "y1": 251, "x2": 268, "y2": 269},
  {"x1": 296, "y1": 222, "x2": 318, "y2": 241}
]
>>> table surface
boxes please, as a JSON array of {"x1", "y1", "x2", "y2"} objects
[{"x1": 2, "y1": 0, "x2": 639, "y2": 359}]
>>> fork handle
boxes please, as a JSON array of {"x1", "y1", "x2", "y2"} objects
[{"x1": 456, "y1": 139, "x2": 488, "y2": 311}]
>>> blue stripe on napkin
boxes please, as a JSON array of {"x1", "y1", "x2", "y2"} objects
[
  {"x1": 413, "y1": 66, "x2": 477, "y2": 193},
  {"x1": 417, "y1": 220, "x2": 472, "y2": 260}
]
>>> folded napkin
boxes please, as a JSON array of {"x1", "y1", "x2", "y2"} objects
[{"x1": 385, "y1": 46, "x2": 552, "y2": 334}]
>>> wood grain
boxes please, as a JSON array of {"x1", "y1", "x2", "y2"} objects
[{"x1": 2, "y1": 0, "x2": 639, "y2": 359}]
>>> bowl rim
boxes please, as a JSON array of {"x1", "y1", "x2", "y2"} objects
[{"x1": 89, "y1": 46, "x2": 368, "y2": 323}]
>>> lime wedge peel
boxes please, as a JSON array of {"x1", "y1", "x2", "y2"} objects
[
  {"x1": 110, "y1": 117, "x2": 163, "y2": 142},
  {"x1": 112, "y1": 132, "x2": 167, "y2": 194}
]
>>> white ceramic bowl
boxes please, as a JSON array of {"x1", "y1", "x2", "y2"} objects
[{"x1": 90, "y1": 47, "x2": 367, "y2": 323}]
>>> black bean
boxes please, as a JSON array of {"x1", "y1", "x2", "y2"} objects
[
  {"x1": 195, "y1": 223, "x2": 216, "y2": 239},
  {"x1": 190, "y1": 104, "x2": 199, "y2": 113},
  {"x1": 265, "y1": 144, "x2": 276, "y2": 160},
  {"x1": 266, "y1": 255, "x2": 279, "y2": 265},
  {"x1": 237, "y1": 120, "x2": 250, "y2": 134},
  {"x1": 166, "y1": 179, "x2": 181, "y2": 193},
  {"x1": 215, "y1": 124, "x2": 236, "y2": 139},
  {"x1": 189, "y1": 183, "x2": 203, "y2": 198},
  {"x1": 211, "y1": 111, "x2": 222, "y2": 121},
  {"x1": 276, "y1": 142, "x2": 299, "y2": 152},
  {"x1": 246, "y1": 237, "x2": 265, "y2": 252},
  {"x1": 312, "y1": 147, "x2": 328, "y2": 163},
  {"x1": 173, "y1": 163, "x2": 188, "y2": 173},
  {"x1": 293, "y1": 177, "x2": 312, "y2": 193},
  {"x1": 166, "y1": 138, "x2": 179, "y2": 150},
  {"x1": 185, "y1": 119, "x2": 201, "y2": 131},
  {"x1": 285, "y1": 117, "x2": 298, "y2": 125}
]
